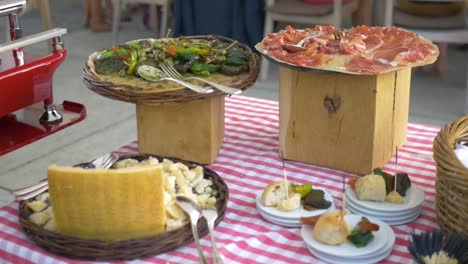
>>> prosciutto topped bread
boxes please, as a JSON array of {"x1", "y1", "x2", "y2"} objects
[{"x1": 256, "y1": 25, "x2": 439, "y2": 75}]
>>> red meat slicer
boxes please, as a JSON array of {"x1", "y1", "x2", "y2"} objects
[{"x1": 0, "y1": 0, "x2": 86, "y2": 156}]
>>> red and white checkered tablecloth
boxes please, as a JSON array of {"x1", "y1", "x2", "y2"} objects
[{"x1": 0, "y1": 96, "x2": 442, "y2": 264}]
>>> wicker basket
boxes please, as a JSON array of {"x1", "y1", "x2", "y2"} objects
[
  {"x1": 18, "y1": 154, "x2": 229, "y2": 261},
  {"x1": 433, "y1": 116, "x2": 468, "y2": 236},
  {"x1": 83, "y1": 35, "x2": 260, "y2": 105}
]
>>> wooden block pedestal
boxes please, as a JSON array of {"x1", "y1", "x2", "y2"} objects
[
  {"x1": 136, "y1": 96, "x2": 224, "y2": 164},
  {"x1": 279, "y1": 67, "x2": 411, "y2": 175}
]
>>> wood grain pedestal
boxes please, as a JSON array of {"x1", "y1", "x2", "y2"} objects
[
  {"x1": 279, "y1": 67, "x2": 411, "y2": 175},
  {"x1": 136, "y1": 96, "x2": 224, "y2": 164}
]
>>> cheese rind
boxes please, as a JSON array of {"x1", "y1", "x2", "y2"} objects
[{"x1": 48, "y1": 165, "x2": 165, "y2": 241}]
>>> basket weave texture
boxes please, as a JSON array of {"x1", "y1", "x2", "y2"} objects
[
  {"x1": 83, "y1": 35, "x2": 260, "y2": 105},
  {"x1": 18, "y1": 154, "x2": 229, "y2": 261},
  {"x1": 433, "y1": 116, "x2": 468, "y2": 236}
]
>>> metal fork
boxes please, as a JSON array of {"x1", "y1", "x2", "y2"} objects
[
  {"x1": 137, "y1": 65, "x2": 213, "y2": 94},
  {"x1": 201, "y1": 206, "x2": 223, "y2": 264},
  {"x1": 1, "y1": 153, "x2": 120, "y2": 201},
  {"x1": 160, "y1": 63, "x2": 242, "y2": 95},
  {"x1": 176, "y1": 196, "x2": 208, "y2": 264}
]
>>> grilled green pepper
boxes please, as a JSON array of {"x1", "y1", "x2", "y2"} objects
[
  {"x1": 291, "y1": 183, "x2": 313, "y2": 199},
  {"x1": 125, "y1": 49, "x2": 139, "y2": 75},
  {"x1": 176, "y1": 48, "x2": 200, "y2": 62},
  {"x1": 190, "y1": 63, "x2": 220, "y2": 76}
]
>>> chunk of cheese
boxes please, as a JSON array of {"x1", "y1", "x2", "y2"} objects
[{"x1": 47, "y1": 165, "x2": 165, "y2": 241}]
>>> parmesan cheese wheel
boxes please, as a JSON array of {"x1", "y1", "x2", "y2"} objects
[{"x1": 48, "y1": 165, "x2": 165, "y2": 241}]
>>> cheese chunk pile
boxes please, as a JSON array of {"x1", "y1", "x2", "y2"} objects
[
  {"x1": 48, "y1": 165, "x2": 165, "y2": 241},
  {"x1": 114, "y1": 157, "x2": 217, "y2": 231}
]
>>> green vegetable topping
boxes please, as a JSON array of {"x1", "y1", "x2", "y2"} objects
[
  {"x1": 227, "y1": 49, "x2": 250, "y2": 62},
  {"x1": 190, "y1": 63, "x2": 220, "y2": 76},
  {"x1": 95, "y1": 37, "x2": 251, "y2": 79},
  {"x1": 348, "y1": 229, "x2": 374, "y2": 248},
  {"x1": 347, "y1": 217, "x2": 379, "y2": 248},
  {"x1": 176, "y1": 48, "x2": 200, "y2": 62},
  {"x1": 220, "y1": 63, "x2": 248, "y2": 75},
  {"x1": 291, "y1": 183, "x2": 313, "y2": 199},
  {"x1": 125, "y1": 49, "x2": 139, "y2": 75},
  {"x1": 95, "y1": 57, "x2": 127, "y2": 75},
  {"x1": 223, "y1": 57, "x2": 247, "y2": 66}
]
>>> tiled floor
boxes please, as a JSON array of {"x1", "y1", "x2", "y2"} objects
[{"x1": 0, "y1": 3, "x2": 466, "y2": 206}]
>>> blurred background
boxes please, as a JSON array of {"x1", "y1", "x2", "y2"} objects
[{"x1": 0, "y1": 0, "x2": 467, "y2": 206}]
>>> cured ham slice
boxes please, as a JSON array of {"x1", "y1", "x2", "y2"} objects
[
  {"x1": 344, "y1": 56, "x2": 393, "y2": 74},
  {"x1": 256, "y1": 25, "x2": 439, "y2": 75}
]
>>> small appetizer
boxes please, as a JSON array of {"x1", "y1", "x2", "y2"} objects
[
  {"x1": 348, "y1": 168, "x2": 412, "y2": 204},
  {"x1": 301, "y1": 212, "x2": 380, "y2": 248},
  {"x1": 261, "y1": 181, "x2": 331, "y2": 212},
  {"x1": 313, "y1": 211, "x2": 349, "y2": 245}
]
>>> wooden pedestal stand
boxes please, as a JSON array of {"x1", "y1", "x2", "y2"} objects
[
  {"x1": 279, "y1": 66, "x2": 411, "y2": 175},
  {"x1": 136, "y1": 96, "x2": 225, "y2": 164}
]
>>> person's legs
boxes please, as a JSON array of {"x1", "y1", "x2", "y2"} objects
[
  {"x1": 433, "y1": 43, "x2": 448, "y2": 75},
  {"x1": 89, "y1": 0, "x2": 112, "y2": 32},
  {"x1": 83, "y1": 0, "x2": 90, "y2": 27}
]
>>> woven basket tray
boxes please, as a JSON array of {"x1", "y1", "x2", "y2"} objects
[
  {"x1": 83, "y1": 35, "x2": 260, "y2": 105},
  {"x1": 18, "y1": 154, "x2": 229, "y2": 261},
  {"x1": 433, "y1": 116, "x2": 468, "y2": 236}
]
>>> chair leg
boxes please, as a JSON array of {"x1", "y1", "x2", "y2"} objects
[
  {"x1": 83, "y1": 0, "x2": 90, "y2": 27},
  {"x1": 260, "y1": 14, "x2": 274, "y2": 81},
  {"x1": 148, "y1": 4, "x2": 157, "y2": 33},
  {"x1": 160, "y1": 2, "x2": 169, "y2": 37},
  {"x1": 465, "y1": 51, "x2": 468, "y2": 115},
  {"x1": 112, "y1": 0, "x2": 121, "y2": 45},
  {"x1": 40, "y1": 0, "x2": 52, "y2": 30}
]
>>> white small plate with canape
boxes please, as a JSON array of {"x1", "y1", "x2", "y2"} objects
[
  {"x1": 256, "y1": 187, "x2": 335, "y2": 220},
  {"x1": 301, "y1": 214, "x2": 395, "y2": 258},
  {"x1": 345, "y1": 185, "x2": 425, "y2": 212}
]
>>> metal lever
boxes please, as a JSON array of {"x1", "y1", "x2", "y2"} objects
[
  {"x1": 0, "y1": 28, "x2": 67, "y2": 53},
  {"x1": 0, "y1": 0, "x2": 26, "y2": 17}
]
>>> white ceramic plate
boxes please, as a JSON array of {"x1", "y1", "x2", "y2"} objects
[
  {"x1": 301, "y1": 214, "x2": 393, "y2": 258},
  {"x1": 256, "y1": 188, "x2": 335, "y2": 220},
  {"x1": 345, "y1": 185, "x2": 425, "y2": 212},
  {"x1": 305, "y1": 237, "x2": 393, "y2": 264},
  {"x1": 345, "y1": 205, "x2": 421, "y2": 226},
  {"x1": 258, "y1": 209, "x2": 302, "y2": 227},
  {"x1": 345, "y1": 193, "x2": 422, "y2": 218},
  {"x1": 345, "y1": 199, "x2": 421, "y2": 220}
]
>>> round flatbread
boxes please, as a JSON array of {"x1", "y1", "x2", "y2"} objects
[{"x1": 86, "y1": 37, "x2": 258, "y2": 93}]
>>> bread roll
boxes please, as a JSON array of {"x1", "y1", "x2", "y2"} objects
[
  {"x1": 355, "y1": 174, "x2": 386, "y2": 202},
  {"x1": 313, "y1": 211, "x2": 349, "y2": 245},
  {"x1": 261, "y1": 181, "x2": 292, "y2": 207}
]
